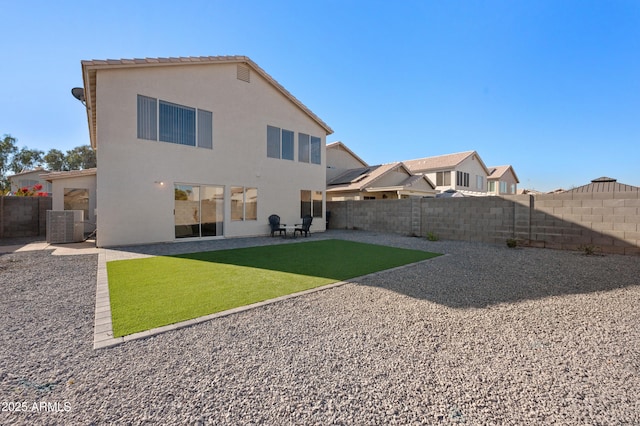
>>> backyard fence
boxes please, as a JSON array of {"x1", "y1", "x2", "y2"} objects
[
  {"x1": 0, "y1": 196, "x2": 52, "y2": 239},
  {"x1": 327, "y1": 192, "x2": 640, "y2": 256}
]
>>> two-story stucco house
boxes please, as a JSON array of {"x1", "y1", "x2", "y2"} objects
[
  {"x1": 78, "y1": 56, "x2": 332, "y2": 247},
  {"x1": 403, "y1": 151, "x2": 490, "y2": 196},
  {"x1": 487, "y1": 165, "x2": 519, "y2": 195}
]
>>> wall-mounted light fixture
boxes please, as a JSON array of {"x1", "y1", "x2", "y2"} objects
[
  {"x1": 154, "y1": 181, "x2": 165, "y2": 186},
  {"x1": 71, "y1": 87, "x2": 86, "y2": 106}
]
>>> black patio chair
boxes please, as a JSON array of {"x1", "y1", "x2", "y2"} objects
[
  {"x1": 294, "y1": 215, "x2": 313, "y2": 237},
  {"x1": 268, "y1": 214, "x2": 286, "y2": 237}
]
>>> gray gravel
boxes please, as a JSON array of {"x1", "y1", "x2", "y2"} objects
[{"x1": 1, "y1": 230, "x2": 639, "y2": 425}]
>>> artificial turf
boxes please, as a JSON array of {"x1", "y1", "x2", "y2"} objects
[{"x1": 107, "y1": 239, "x2": 440, "y2": 337}]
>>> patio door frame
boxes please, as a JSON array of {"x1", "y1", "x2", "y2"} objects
[{"x1": 174, "y1": 182, "x2": 225, "y2": 240}]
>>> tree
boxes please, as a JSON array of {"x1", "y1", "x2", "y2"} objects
[
  {"x1": 0, "y1": 134, "x2": 19, "y2": 193},
  {"x1": 66, "y1": 145, "x2": 96, "y2": 170},
  {"x1": 44, "y1": 148, "x2": 68, "y2": 171},
  {"x1": 9, "y1": 146, "x2": 44, "y2": 174}
]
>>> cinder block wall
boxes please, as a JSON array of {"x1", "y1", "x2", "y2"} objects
[
  {"x1": 327, "y1": 191, "x2": 640, "y2": 255},
  {"x1": 0, "y1": 196, "x2": 52, "y2": 239}
]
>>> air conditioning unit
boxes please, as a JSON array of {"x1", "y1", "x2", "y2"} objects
[{"x1": 46, "y1": 210, "x2": 85, "y2": 243}]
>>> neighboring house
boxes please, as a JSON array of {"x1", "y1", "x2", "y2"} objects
[
  {"x1": 487, "y1": 165, "x2": 519, "y2": 195},
  {"x1": 7, "y1": 167, "x2": 52, "y2": 195},
  {"x1": 78, "y1": 56, "x2": 332, "y2": 247},
  {"x1": 41, "y1": 168, "x2": 97, "y2": 234},
  {"x1": 403, "y1": 151, "x2": 491, "y2": 196},
  {"x1": 326, "y1": 141, "x2": 369, "y2": 182},
  {"x1": 326, "y1": 162, "x2": 436, "y2": 200},
  {"x1": 326, "y1": 142, "x2": 436, "y2": 200}
]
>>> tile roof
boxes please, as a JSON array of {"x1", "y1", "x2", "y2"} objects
[
  {"x1": 488, "y1": 165, "x2": 520, "y2": 183},
  {"x1": 7, "y1": 167, "x2": 49, "y2": 178},
  {"x1": 80, "y1": 56, "x2": 333, "y2": 148},
  {"x1": 403, "y1": 151, "x2": 489, "y2": 175},
  {"x1": 327, "y1": 162, "x2": 435, "y2": 193},
  {"x1": 41, "y1": 168, "x2": 97, "y2": 182}
]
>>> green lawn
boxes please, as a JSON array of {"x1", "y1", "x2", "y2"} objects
[{"x1": 107, "y1": 239, "x2": 440, "y2": 337}]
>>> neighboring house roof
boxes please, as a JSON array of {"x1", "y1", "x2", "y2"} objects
[
  {"x1": 565, "y1": 177, "x2": 639, "y2": 193},
  {"x1": 41, "y1": 168, "x2": 97, "y2": 182},
  {"x1": 327, "y1": 162, "x2": 435, "y2": 193},
  {"x1": 81, "y1": 55, "x2": 334, "y2": 149},
  {"x1": 403, "y1": 150, "x2": 491, "y2": 175},
  {"x1": 7, "y1": 167, "x2": 49, "y2": 179},
  {"x1": 488, "y1": 165, "x2": 520, "y2": 183},
  {"x1": 326, "y1": 141, "x2": 369, "y2": 168}
]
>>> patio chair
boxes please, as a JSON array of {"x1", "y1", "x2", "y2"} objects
[
  {"x1": 268, "y1": 214, "x2": 286, "y2": 237},
  {"x1": 294, "y1": 215, "x2": 313, "y2": 237}
]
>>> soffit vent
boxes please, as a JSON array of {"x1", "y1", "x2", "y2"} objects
[{"x1": 237, "y1": 64, "x2": 250, "y2": 83}]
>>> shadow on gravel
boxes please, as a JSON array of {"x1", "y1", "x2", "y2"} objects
[{"x1": 357, "y1": 245, "x2": 640, "y2": 309}]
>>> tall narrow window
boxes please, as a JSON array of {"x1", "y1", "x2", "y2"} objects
[
  {"x1": 267, "y1": 126, "x2": 280, "y2": 159},
  {"x1": 282, "y1": 129, "x2": 294, "y2": 160},
  {"x1": 197, "y1": 109, "x2": 213, "y2": 149},
  {"x1": 456, "y1": 171, "x2": 469, "y2": 187},
  {"x1": 245, "y1": 187, "x2": 257, "y2": 220},
  {"x1": 298, "y1": 133, "x2": 310, "y2": 162},
  {"x1": 159, "y1": 101, "x2": 196, "y2": 146},
  {"x1": 300, "y1": 190, "x2": 311, "y2": 217},
  {"x1": 312, "y1": 191, "x2": 323, "y2": 218},
  {"x1": 231, "y1": 186, "x2": 245, "y2": 221},
  {"x1": 137, "y1": 95, "x2": 157, "y2": 140},
  {"x1": 488, "y1": 181, "x2": 496, "y2": 192},
  {"x1": 310, "y1": 136, "x2": 321, "y2": 164}
]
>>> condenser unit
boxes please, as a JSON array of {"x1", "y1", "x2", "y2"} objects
[{"x1": 46, "y1": 210, "x2": 85, "y2": 243}]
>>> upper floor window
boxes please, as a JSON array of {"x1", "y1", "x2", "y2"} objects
[
  {"x1": 500, "y1": 181, "x2": 508, "y2": 193},
  {"x1": 137, "y1": 95, "x2": 212, "y2": 149},
  {"x1": 456, "y1": 171, "x2": 470, "y2": 187},
  {"x1": 298, "y1": 133, "x2": 322, "y2": 164},
  {"x1": 267, "y1": 126, "x2": 294, "y2": 160},
  {"x1": 476, "y1": 175, "x2": 484, "y2": 190},
  {"x1": 488, "y1": 181, "x2": 496, "y2": 192},
  {"x1": 436, "y1": 171, "x2": 451, "y2": 186}
]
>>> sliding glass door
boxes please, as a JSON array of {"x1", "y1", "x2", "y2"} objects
[{"x1": 174, "y1": 184, "x2": 224, "y2": 239}]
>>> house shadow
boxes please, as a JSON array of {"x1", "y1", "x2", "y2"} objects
[{"x1": 350, "y1": 240, "x2": 640, "y2": 309}]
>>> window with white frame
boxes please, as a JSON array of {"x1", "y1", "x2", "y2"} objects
[
  {"x1": 137, "y1": 95, "x2": 212, "y2": 149},
  {"x1": 300, "y1": 190, "x2": 323, "y2": 218},
  {"x1": 297, "y1": 133, "x2": 321, "y2": 164},
  {"x1": 500, "y1": 181, "x2": 508, "y2": 193},
  {"x1": 436, "y1": 171, "x2": 451, "y2": 186},
  {"x1": 231, "y1": 186, "x2": 258, "y2": 221},
  {"x1": 456, "y1": 171, "x2": 470, "y2": 187},
  {"x1": 267, "y1": 126, "x2": 294, "y2": 160},
  {"x1": 488, "y1": 181, "x2": 496, "y2": 192},
  {"x1": 476, "y1": 175, "x2": 484, "y2": 190}
]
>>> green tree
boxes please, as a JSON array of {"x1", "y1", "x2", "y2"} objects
[
  {"x1": 44, "y1": 148, "x2": 68, "y2": 171},
  {"x1": 0, "y1": 134, "x2": 19, "y2": 193},
  {"x1": 66, "y1": 145, "x2": 96, "y2": 170},
  {"x1": 9, "y1": 146, "x2": 44, "y2": 174}
]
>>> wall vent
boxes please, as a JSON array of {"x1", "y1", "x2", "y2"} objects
[
  {"x1": 237, "y1": 64, "x2": 250, "y2": 83},
  {"x1": 46, "y1": 210, "x2": 85, "y2": 243}
]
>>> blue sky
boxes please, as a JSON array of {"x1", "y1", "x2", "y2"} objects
[{"x1": 2, "y1": 0, "x2": 638, "y2": 191}]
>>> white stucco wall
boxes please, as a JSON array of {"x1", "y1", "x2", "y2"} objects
[
  {"x1": 455, "y1": 156, "x2": 488, "y2": 195},
  {"x1": 93, "y1": 63, "x2": 328, "y2": 247},
  {"x1": 49, "y1": 173, "x2": 97, "y2": 233}
]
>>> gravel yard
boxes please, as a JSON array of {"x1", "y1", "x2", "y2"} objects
[{"x1": 1, "y1": 230, "x2": 639, "y2": 425}]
